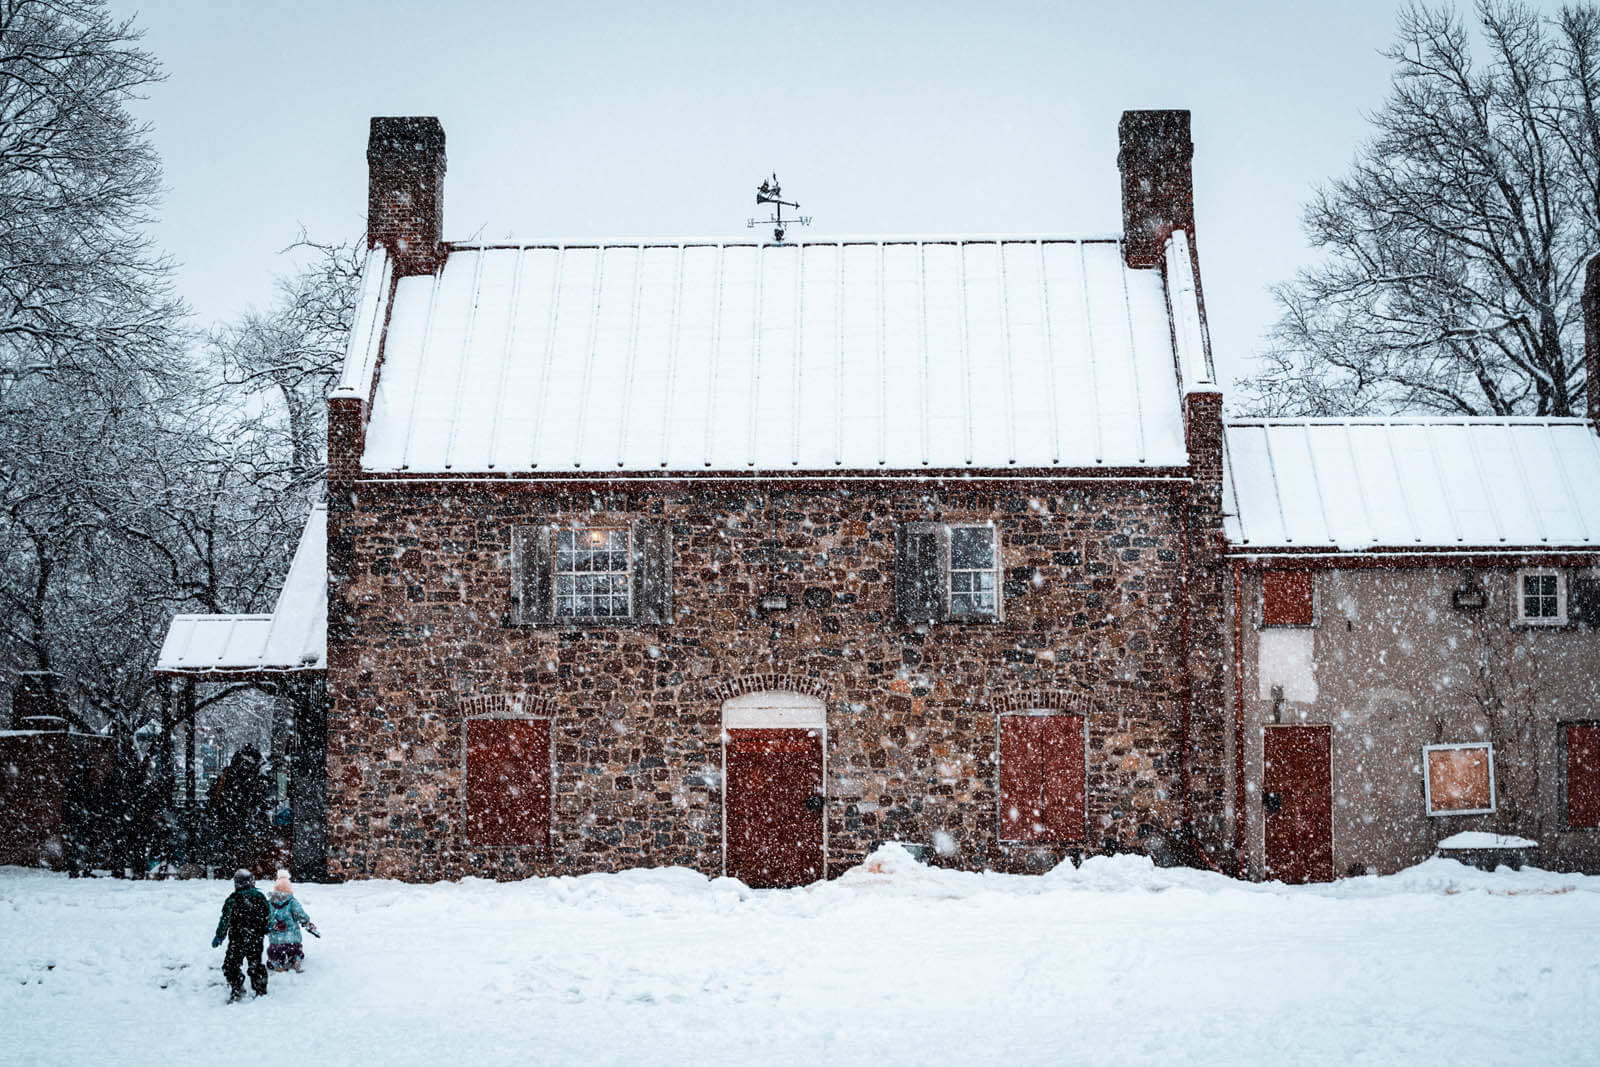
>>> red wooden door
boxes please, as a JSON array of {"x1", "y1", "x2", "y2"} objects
[
  {"x1": 1263, "y1": 725, "x2": 1333, "y2": 883},
  {"x1": 726, "y1": 729, "x2": 823, "y2": 888}
]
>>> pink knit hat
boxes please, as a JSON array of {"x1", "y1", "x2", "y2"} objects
[{"x1": 274, "y1": 869, "x2": 292, "y2": 894}]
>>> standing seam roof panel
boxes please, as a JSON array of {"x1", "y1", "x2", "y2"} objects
[{"x1": 356, "y1": 239, "x2": 1188, "y2": 473}]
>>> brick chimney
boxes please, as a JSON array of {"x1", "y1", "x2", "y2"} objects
[
  {"x1": 1118, "y1": 110, "x2": 1195, "y2": 270},
  {"x1": 367, "y1": 116, "x2": 446, "y2": 276},
  {"x1": 1583, "y1": 255, "x2": 1600, "y2": 424}
]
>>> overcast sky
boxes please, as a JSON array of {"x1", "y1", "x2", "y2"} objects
[{"x1": 125, "y1": 1, "x2": 1550, "y2": 402}]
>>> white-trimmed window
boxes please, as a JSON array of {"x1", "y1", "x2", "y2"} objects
[
  {"x1": 1423, "y1": 742, "x2": 1496, "y2": 816},
  {"x1": 1514, "y1": 568, "x2": 1566, "y2": 626},
  {"x1": 555, "y1": 528, "x2": 631, "y2": 619},
  {"x1": 948, "y1": 526, "x2": 998, "y2": 618}
]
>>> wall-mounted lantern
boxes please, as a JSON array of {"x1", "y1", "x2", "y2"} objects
[{"x1": 1451, "y1": 577, "x2": 1487, "y2": 612}]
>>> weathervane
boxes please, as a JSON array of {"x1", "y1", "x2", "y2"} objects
[{"x1": 748, "y1": 173, "x2": 811, "y2": 242}]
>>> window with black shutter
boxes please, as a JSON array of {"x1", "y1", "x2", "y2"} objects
[
  {"x1": 894, "y1": 522, "x2": 1000, "y2": 623},
  {"x1": 511, "y1": 521, "x2": 671, "y2": 625}
]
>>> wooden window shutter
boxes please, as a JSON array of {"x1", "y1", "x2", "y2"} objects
[
  {"x1": 465, "y1": 718, "x2": 552, "y2": 847},
  {"x1": 1262, "y1": 569, "x2": 1313, "y2": 627},
  {"x1": 1567, "y1": 724, "x2": 1600, "y2": 829},
  {"x1": 631, "y1": 520, "x2": 672, "y2": 625},
  {"x1": 510, "y1": 525, "x2": 554, "y2": 625},
  {"x1": 895, "y1": 522, "x2": 945, "y2": 623},
  {"x1": 1040, "y1": 715, "x2": 1086, "y2": 843}
]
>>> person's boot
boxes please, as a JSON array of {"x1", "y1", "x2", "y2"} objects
[
  {"x1": 292, "y1": 959, "x2": 302, "y2": 973},
  {"x1": 227, "y1": 988, "x2": 243, "y2": 1004}
]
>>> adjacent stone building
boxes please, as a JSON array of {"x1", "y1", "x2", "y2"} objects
[{"x1": 1225, "y1": 418, "x2": 1600, "y2": 878}]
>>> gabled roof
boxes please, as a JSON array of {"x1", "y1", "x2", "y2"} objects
[
  {"x1": 155, "y1": 504, "x2": 327, "y2": 677},
  {"x1": 340, "y1": 236, "x2": 1203, "y2": 474},
  {"x1": 1224, "y1": 419, "x2": 1600, "y2": 553}
]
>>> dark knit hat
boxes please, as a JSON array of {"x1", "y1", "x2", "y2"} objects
[{"x1": 233, "y1": 869, "x2": 253, "y2": 888}]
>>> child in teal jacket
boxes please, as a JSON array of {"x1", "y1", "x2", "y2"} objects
[{"x1": 265, "y1": 869, "x2": 318, "y2": 972}]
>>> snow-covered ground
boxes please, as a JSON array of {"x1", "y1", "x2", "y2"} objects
[{"x1": 3, "y1": 847, "x2": 1598, "y2": 1065}]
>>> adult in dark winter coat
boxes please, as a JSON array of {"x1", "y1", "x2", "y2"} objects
[{"x1": 213, "y1": 868, "x2": 270, "y2": 1001}]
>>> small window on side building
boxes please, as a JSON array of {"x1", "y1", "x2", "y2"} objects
[
  {"x1": 1514, "y1": 568, "x2": 1566, "y2": 626},
  {"x1": 1262, "y1": 570, "x2": 1313, "y2": 627},
  {"x1": 1423, "y1": 742, "x2": 1495, "y2": 816}
]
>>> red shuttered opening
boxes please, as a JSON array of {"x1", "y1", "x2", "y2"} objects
[
  {"x1": 1567, "y1": 724, "x2": 1600, "y2": 830},
  {"x1": 1262, "y1": 570, "x2": 1314, "y2": 627},
  {"x1": 466, "y1": 718, "x2": 552, "y2": 847},
  {"x1": 999, "y1": 714, "x2": 1086, "y2": 843}
]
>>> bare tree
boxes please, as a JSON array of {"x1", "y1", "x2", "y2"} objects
[
  {"x1": 211, "y1": 238, "x2": 363, "y2": 483},
  {"x1": 1242, "y1": 2, "x2": 1600, "y2": 417},
  {"x1": 0, "y1": 0, "x2": 180, "y2": 388}
]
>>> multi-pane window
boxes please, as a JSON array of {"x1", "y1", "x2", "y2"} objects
[
  {"x1": 1515, "y1": 568, "x2": 1566, "y2": 626},
  {"x1": 949, "y1": 526, "x2": 997, "y2": 617},
  {"x1": 555, "y1": 529, "x2": 630, "y2": 618}
]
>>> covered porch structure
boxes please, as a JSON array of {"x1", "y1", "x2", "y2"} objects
[{"x1": 154, "y1": 504, "x2": 328, "y2": 879}]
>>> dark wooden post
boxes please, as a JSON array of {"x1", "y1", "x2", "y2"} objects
[
  {"x1": 289, "y1": 674, "x2": 329, "y2": 881},
  {"x1": 183, "y1": 679, "x2": 198, "y2": 866}
]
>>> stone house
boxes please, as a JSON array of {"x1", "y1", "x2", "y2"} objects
[{"x1": 323, "y1": 111, "x2": 1234, "y2": 884}]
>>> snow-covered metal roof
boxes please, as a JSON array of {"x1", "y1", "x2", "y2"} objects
[
  {"x1": 1224, "y1": 419, "x2": 1600, "y2": 552},
  {"x1": 347, "y1": 237, "x2": 1191, "y2": 473},
  {"x1": 155, "y1": 505, "x2": 326, "y2": 676}
]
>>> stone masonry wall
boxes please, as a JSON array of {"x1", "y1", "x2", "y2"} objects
[{"x1": 325, "y1": 479, "x2": 1200, "y2": 882}]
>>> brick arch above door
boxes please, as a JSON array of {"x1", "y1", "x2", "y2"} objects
[
  {"x1": 706, "y1": 674, "x2": 831, "y2": 703},
  {"x1": 991, "y1": 691, "x2": 1091, "y2": 715},
  {"x1": 459, "y1": 692, "x2": 559, "y2": 718}
]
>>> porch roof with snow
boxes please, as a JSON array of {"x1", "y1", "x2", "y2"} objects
[
  {"x1": 1223, "y1": 419, "x2": 1600, "y2": 555},
  {"x1": 335, "y1": 234, "x2": 1212, "y2": 475},
  {"x1": 154, "y1": 504, "x2": 326, "y2": 679}
]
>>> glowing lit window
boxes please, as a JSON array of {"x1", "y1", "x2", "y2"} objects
[{"x1": 554, "y1": 529, "x2": 631, "y2": 618}]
